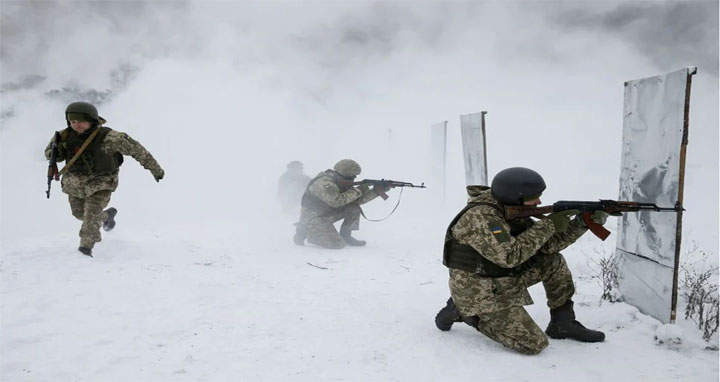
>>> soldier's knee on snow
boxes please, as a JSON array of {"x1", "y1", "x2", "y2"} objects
[
  {"x1": 522, "y1": 336, "x2": 550, "y2": 355},
  {"x1": 325, "y1": 241, "x2": 346, "y2": 249},
  {"x1": 517, "y1": 336, "x2": 549, "y2": 355}
]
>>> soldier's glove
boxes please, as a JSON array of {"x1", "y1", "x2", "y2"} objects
[
  {"x1": 547, "y1": 209, "x2": 579, "y2": 233},
  {"x1": 577, "y1": 211, "x2": 618, "y2": 227},
  {"x1": 589, "y1": 210, "x2": 609, "y2": 225},
  {"x1": 153, "y1": 169, "x2": 165, "y2": 183}
]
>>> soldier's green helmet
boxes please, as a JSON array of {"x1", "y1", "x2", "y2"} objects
[
  {"x1": 333, "y1": 159, "x2": 362, "y2": 178},
  {"x1": 490, "y1": 167, "x2": 546, "y2": 205},
  {"x1": 65, "y1": 102, "x2": 103, "y2": 124}
]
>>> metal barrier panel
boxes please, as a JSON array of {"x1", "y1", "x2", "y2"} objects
[
  {"x1": 430, "y1": 121, "x2": 447, "y2": 200},
  {"x1": 459, "y1": 112, "x2": 488, "y2": 186},
  {"x1": 616, "y1": 67, "x2": 696, "y2": 323}
]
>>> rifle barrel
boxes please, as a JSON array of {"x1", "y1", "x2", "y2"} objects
[{"x1": 347, "y1": 179, "x2": 426, "y2": 188}]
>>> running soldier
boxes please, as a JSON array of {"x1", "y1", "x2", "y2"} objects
[{"x1": 45, "y1": 102, "x2": 164, "y2": 257}]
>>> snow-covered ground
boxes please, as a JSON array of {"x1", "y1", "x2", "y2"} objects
[{"x1": 1, "y1": 209, "x2": 717, "y2": 381}]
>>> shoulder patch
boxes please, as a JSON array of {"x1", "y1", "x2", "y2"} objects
[{"x1": 487, "y1": 219, "x2": 511, "y2": 243}]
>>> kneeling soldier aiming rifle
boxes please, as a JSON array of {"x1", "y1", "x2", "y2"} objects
[
  {"x1": 434, "y1": 167, "x2": 679, "y2": 354},
  {"x1": 293, "y1": 159, "x2": 424, "y2": 249}
]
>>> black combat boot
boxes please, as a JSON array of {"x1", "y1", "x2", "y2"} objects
[
  {"x1": 546, "y1": 300, "x2": 605, "y2": 342},
  {"x1": 78, "y1": 246, "x2": 93, "y2": 257},
  {"x1": 103, "y1": 207, "x2": 117, "y2": 232},
  {"x1": 435, "y1": 297, "x2": 464, "y2": 331},
  {"x1": 339, "y1": 228, "x2": 366, "y2": 246}
]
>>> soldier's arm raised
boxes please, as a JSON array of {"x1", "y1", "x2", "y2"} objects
[
  {"x1": 454, "y1": 206, "x2": 557, "y2": 268},
  {"x1": 309, "y1": 177, "x2": 362, "y2": 207},
  {"x1": 104, "y1": 130, "x2": 164, "y2": 180}
]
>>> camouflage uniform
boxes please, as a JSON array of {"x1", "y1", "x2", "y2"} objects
[
  {"x1": 296, "y1": 170, "x2": 380, "y2": 249},
  {"x1": 447, "y1": 186, "x2": 588, "y2": 354},
  {"x1": 45, "y1": 125, "x2": 164, "y2": 249}
]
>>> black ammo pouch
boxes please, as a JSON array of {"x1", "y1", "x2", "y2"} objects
[
  {"x1": 442, "y1": 202, "x2": 520, "y2": 278},
  {"x1": 443, "y1": 240, "x2": 519, "y2": 277}
]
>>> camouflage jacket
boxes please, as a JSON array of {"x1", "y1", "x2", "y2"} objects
[
  {"x1": 44, "y1": 126, "x2": 164, "y2": 198},
  {"x1": 448, "y1": 186, "x2": 588, "y2": 314},
  {"x1": 300, "y1": 170, "x2": 379, "y2": 215}
]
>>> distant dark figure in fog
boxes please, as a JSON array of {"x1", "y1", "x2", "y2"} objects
[
  {"x1": 434, "y1": 167, "x2": 606, "y2": 354},
  {"x1": 44, "y1": 102, "x2": 165, "y2": 257},
  {"x1": 293, "y1": 159, "x2": 393, "y2": 249},
  {"x1": 278, "y1": 161, "x2": 311, "y2": 213}
]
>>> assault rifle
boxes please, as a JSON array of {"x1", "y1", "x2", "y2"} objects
[
  {"x1": 505, "y1": 200, "x2": 683, "y2": 241},
  {"x1": 338, "y1": 178, "x2": 426, "y2": 200},
  {"x1": 46, "y1": 131, "x2": 61, "y2": 198}
]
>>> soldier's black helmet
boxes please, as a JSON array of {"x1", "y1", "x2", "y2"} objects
[
  {"x1": 490, "y1": 167, "x2": 546, "y2": 205},
  {"x1": 65, "y1": 102, "x2": 103, "y2": 124}
]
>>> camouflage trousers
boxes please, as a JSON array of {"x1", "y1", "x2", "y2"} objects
[
  {"x1": 297, "y1": 203, "x2": 361, "y2": 249},
  {"x1": 453, "y1": 252, "x2": 575, "y2": 355},
  {"x1": 68, "y1": 190, "x2": 112, "y2": 248}
]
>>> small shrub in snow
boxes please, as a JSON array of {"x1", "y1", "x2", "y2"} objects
[
  {"x1": 680, "y1": 249, "x2": 719, "y2": 342},
  {"x1": 589, "y1": 248, "x2": 622, "y2": 303}
]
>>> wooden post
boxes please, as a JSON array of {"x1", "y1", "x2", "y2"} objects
[{"x1": 670, "y1": 67, "x2": 696, "y2": 323}]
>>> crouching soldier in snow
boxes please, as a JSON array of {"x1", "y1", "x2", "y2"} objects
[
  {"x1": 293, "y1": 159, "x2": 392, "y2": 249},
  {"x1": 44, "y1": 102, "x2": 165, "y2": 257},
  {"x1": 434, "y1": 167, "x2": 607, "y2": 354}
]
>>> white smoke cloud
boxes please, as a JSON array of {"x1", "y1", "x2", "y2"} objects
[{"x1": 0, "y1": 0, "x2": 716, "y2": 255}]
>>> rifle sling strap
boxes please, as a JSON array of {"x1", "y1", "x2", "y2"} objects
[
  {"x1": 58, "y1": 127, "x2": 101, "y2": 176},
  {"x1": 360, "y1": 187, "x2": 404, "y2": 222}
]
